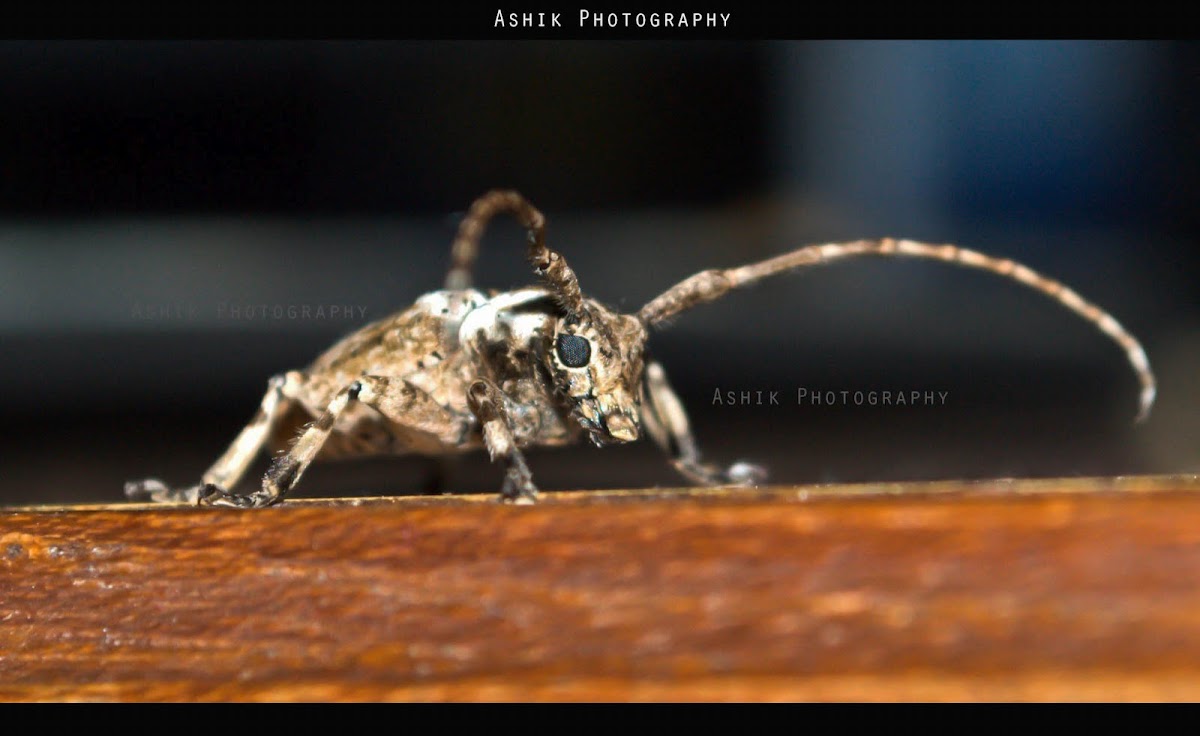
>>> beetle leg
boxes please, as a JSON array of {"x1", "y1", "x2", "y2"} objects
[
  {"x1": 640, "y1": 361, "x2": 767, "y2": 487},
  {"x1": 466, "y1": 378, "x2": 538, "y2": 504},
  {"x1": 202, "y1": 375, "x2": 472, "y2": 509},
  {"x1": 125, "y1": 371, "x2": 307, "y2": 504}
]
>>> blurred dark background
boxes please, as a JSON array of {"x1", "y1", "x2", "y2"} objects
[{"x1": 1, "y1": 41, "x2": 1196, "y2": 504}]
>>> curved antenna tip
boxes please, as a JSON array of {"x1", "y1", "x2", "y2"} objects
[{"x1": 1134, "y1": 384, "x2": 1157, "y2": 424}]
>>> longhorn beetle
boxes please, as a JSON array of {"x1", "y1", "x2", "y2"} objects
[{"x1": 126, "y1": 190, "x2": 1157, "y2": 508}]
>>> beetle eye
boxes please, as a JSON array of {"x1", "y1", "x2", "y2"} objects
[{"x1": 555, "y1": 334, "x2": 591, "y2": 367}]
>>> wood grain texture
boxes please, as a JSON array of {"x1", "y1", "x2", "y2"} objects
[{"x1": 2, "y1": 475, "x2": 1200, "y2": 702}]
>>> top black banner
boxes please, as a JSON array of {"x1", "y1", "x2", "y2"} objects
[{"x1": 4, "y1": 2, "x2": 1199, "y2": 39}]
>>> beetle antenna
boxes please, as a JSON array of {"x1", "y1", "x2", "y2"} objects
[
  {"x1": 445, "y1": 190, "x2": 585, "y2": 317},
  {"x1": 636, "y1": 238, "x2": 1155, "y2": 423}
]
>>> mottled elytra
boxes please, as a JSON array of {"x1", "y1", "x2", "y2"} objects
[{"x1": 127, "y1": 191, "x2": 1156, "y2": 508}]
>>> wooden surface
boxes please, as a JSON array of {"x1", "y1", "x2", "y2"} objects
[{"x1": 3, "y1": 475, "x2": 1200, "y2": 702}]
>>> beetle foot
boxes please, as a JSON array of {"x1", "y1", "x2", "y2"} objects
[
  {"x1": 198, "y1": 483, "x2": 276, "y2": 509},
  {"x1": 725, "y1": 461, "x2": 768, "y2": 487},
  {"x1": 500, "y1": 466, "x2": 539, "y2": 505},
  {"x1": 125, "y1": 478, "x2": 207, "y2": 504}
]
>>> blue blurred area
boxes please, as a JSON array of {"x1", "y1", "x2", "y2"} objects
[
  {"x1": 784, "y1": 41, "x2": 1171, "y2": 233},
  {"x1": 945, "y1": 42, "x2": 1163, "y2": 226}
]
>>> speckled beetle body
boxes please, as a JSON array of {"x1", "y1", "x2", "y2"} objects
[{"x1": 127, "y1": 191, "x2": 1155, "y2": 508}]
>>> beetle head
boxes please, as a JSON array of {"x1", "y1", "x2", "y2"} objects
[{"x1": 544, "y1": 301, "x2": 647, "y2": 446}]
